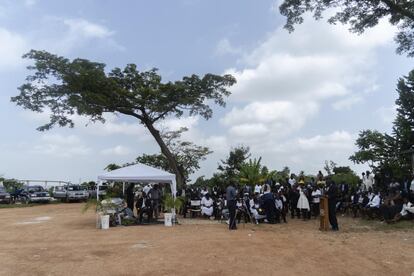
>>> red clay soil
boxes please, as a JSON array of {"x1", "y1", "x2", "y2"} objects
[{"x1": 0, "y1": 203, "x2": 413, "y2": 276}]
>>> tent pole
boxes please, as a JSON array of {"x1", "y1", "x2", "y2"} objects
[{"x1": 96, "y1": 180, "x2": 100, "y2": 201}]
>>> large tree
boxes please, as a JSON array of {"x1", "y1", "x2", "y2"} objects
[
  {"x1": 350, "y1": 70, "x2": 414, "y2": 178},
  {"x1": 11, "y1": 50, "x2": 236, "y2": 187},
  {"x1": 279, "y1": 0, "x2": 414, "y2": 56},
  {"x1": 392, "y1": 70, "x2": 414, "y2": 171}
]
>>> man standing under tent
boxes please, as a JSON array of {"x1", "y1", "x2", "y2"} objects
[
  {"x1": 149, "y1": 184, "x2": 161, "y2": 220},
  {"x1": 226, "y1": 182, "x2": 237, "y2": 230},
  {"x1": 126, "y1": 183, "x2": 135, "y2": 213}
]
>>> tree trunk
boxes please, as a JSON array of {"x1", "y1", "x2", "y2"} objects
[{"x1": 143, "y1": 119, "x2": 185, "y2": 188}]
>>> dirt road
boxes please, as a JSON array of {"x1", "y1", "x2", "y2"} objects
[{"x1": 0, "y1": 203, "x2": 413, "y2": 276}]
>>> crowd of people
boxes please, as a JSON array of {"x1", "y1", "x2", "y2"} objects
[
  {"x1": 120, "y1": 170, "x2": 414, "y2": 230},
  {"x1": 179, "y1": 170, "x2": 414, "y2": 230}
]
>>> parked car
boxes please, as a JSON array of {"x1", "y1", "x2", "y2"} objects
[
  {"x1": 23, "y1": 185, "x2": 51, "y2": 203},
  {"x1": 88, "y1": 184, "x2": 108, "y2": 198},
  {"x1": 0, "y1": 186, "x2": 11, "y2": 204},
  {"x1": 52, "y1": 185, "x2": 89, "y2": 202}
]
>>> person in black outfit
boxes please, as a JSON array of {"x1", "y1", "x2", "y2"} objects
[
  {"x1": 135, "y1": 192, "x2": 153, "y2": 223},
  {"x1": 326, "y1": 180, "x2": 339, "y2": 231},
  {"x1": 126, "y1": 183, "x2": 135, "y2": 212},
  {"x1": 226, "y1": 182, "x2": 237, "y2": 230},
  {"x1": 261, "y1": 185, "x2": 277, "y2": 224}
]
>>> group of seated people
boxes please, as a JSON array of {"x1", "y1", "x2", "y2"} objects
[
  {"x1": 337, "y1": 184, "x2": 414, "y2": 223},
  {"x1": 181, "y1": 179, "x2": 325, "y2": 224},
  {"x1": 181, "y1": 172, "x2": 414, "y2": 225}
]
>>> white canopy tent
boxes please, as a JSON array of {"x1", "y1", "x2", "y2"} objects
[{"x1": 96, "y1": 163, "x2": 177, "y2": 200}]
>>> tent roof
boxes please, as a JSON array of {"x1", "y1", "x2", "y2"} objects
[{"x1": 98, "y1": 163, "x2": 176, "y2": 183}]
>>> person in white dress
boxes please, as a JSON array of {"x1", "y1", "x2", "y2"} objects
[
  {"x1": 201, "y1": 193, "x2": 214, "y2": 217},
  {"x1": 297, "y1": 186, "x2": 310, "y2": 220}
]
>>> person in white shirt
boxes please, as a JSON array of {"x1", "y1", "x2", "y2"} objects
[
  {"x1": 254, "y1": 184, "x2": 262, "y2": 194},
  {"x1": 364, "y1": 190, "x2": 381, "y2": 219},
  {"x1": 143, "y1": 184, "x2": 151, "y2": 195},
  {"x1": 288, "y1": 174, "x2": 296, "y2": 187},
  {"x1": 311, "y1": 186, "x2": 322, "y2": 217},
  {"x1": 200, "y1": 187, "x2": 208, "y2": 196},
  {"x1": 363, "y1": 171, "x2": 375, "y2": 191},
  {"x1": 391, "y1": 197, "x2": 414, "y2": 223},
  {"x1": 249, "y1": 194, "x2": 266, "y2": 224},
  {"x1": 200, "y1": 193, "x2": 214, "y2": 217}
]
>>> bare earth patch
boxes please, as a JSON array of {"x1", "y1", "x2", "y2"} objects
[{"x1": 0, "y1": 203, "x2": 413, "y2": 276}]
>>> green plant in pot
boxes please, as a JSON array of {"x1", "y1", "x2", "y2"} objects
[{"x1": 163, "y1": 194, "x2": 184, "y2": 224}]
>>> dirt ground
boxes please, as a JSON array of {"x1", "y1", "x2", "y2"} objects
[{"x1": 0, "y1": 204, "x2": 413, "y2": 276}]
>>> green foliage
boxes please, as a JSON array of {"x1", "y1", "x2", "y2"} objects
[
  {"x1": 350, "y1": 69, "x2": 414, "y2": 179},
  {"x1": 163, "y1": 194, "x2": 184, "y2": 212},
  {"x1": 81, "y1": 181, "x2": 96, "y2": 190},
  {"x1": 333, "y1": 166, "x2": 353, "y2": 174},
  {"x1": 323, "y1": 160, "x2": 337, "y2": 176},
  {"x1": 136, "y1": 127, "x2": 212, "y2": 182},
  {"x1": 105, "y1": 164, "x2": 121, "y2": 172},
  {"x1": 217, "y1": 146, "x2": 251, "y2": 183},
  {"x1": 0, "y1": 178, "x2": 23, "y2": 192},
  {"x1": 279, "y1": 0, "x2": 414, "y2": 57},
  {"x1": 12, "y1": 50, "x2": 236, "y2": 187},
  {"x1": 239, "y1": 157, "x2": 267, "y2": 186},
  {"x1": 331, "y1": 172, "x2": 360, "y2": 187}
]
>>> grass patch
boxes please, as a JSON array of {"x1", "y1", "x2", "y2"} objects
[
  {"x1": 357, "y1": 218, "x2": 414, "y2": 231},
  {"x1": 0, "y1": 201, "x2": 63, "y2": 209}
]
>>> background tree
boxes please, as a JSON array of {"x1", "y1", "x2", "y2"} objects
[
  {"x1": 104, "y1": 164, "x2": 121, "y2": 172},
  {"x1": 350, "y1": 69, "x2": 414, "y2": 179},
  {"x1": 135, "y1": 127, "x2": 212, "y2": 183},
  {"x1": 11, "y1": 50, "x2": 236, "y2": 187},
  {"x1": 0, "y1": 177, "x2": 24, "y2": 192},
  {"x1": 217, "y1": 145, "x2": 251, "y2": 183},
  {"x1": 239, "y1": 157, "x2": 267, "y2": 186},
  {"x1": 393, "y1": 70, "x2": 414, "y2": 172},
  {"x1": 279, "y1": 0, "x2": 414, "y2": 57},
  {"x1": 323, "y1": 160, "x2": 337, "y2": 176}
]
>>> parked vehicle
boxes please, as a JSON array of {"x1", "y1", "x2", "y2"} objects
[
  {"x1": 88, "y1": 184, "x2": 108, "y2": 199},
  {"x1": 0, "y1": 186, "x2": 11, "y2": 204},
  {"x1": 23, "y1": 185, "x2": 51, "y2": 203},
  {"x1": 52, "y1": 185, "x2": 89, "y2": 202}
]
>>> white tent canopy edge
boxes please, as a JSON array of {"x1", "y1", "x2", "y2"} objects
[{"x1": 96, "y1": 163, "x2": 177, "y2": 200}]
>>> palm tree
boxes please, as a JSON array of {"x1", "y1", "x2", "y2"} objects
[{"x1": 239, "y1": 157, "x2": 267, "y2": 186}]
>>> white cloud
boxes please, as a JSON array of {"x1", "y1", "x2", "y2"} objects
[
  {"x1": 0, "y1": 28, "x2": 27, "y2": 70},
  {"x1": 158, "y1": 116, "x2": 199, "y2": 131},
  {"x1": 215, "y1": 38, "x2": 242, "y2": 56},
  {"x1": 226, "y1": 19, "x2": 394, "y2": 104},
  {"x1": 332, "y1": 95, "x2": 363, "y2": 110},
  {"x1": 222, "y1": 101, "x2": 319, "y2": 142},
  {"x1": 32, "y1": 134, "x2": 91, "y2": 158},
  {"x1": 63, "y1": 18, "x2": 113, "y2": 39},
  {"x1": 100, "y1": 145, "x2": 131, "y2": 156},
  {"x1": 296, "y1": 131, "x2": 354, "y2": 151}
]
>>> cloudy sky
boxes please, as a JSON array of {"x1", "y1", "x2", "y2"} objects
[{"x1": 0, "y1": 0, "x2": 412, "y2": 183}]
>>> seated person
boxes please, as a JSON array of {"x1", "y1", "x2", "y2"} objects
[
  {"x1": 391, "y1": 197, "x2": 414, "y2": 223},
  {"x1": 135, "y1": 192, "x2": 153, "y2": 223},
  {"x1": 236, "y1": 195, "x2": 251, "y2": 224},
  {"x1": 249, "y1": 194, "x2": 266, "y2": 224},
  {"x1": 364, "y1": 190, "x2": 381, "y2": 219},
  {"x1": 261, "y1": 184, "x2": 278, "y2": 224},
  {"x1": 200, "y1": 193, "x2": 214, "y2": 217}
]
